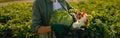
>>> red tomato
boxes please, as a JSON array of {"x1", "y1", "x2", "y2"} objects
[
  {"x1": 76, "y1": 13, "x2": 81, "y2": 19},
  {"x1": 84, "y1": 19, "x2": 88, "y2": 26}
]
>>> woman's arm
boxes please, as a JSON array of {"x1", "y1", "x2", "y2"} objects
[
  {"x1": 31, "y1": 0, "x2": 52, "y2": 34},
  {"x1": 31, "y1": 0, "x2": 42, "y2": 34}
]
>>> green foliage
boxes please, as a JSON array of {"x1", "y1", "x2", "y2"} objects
[
  {"x1": 0, "y1": 3, "x2": 38, "y2": 38},
  {"x1": 69, "y1": 0, "x2": 120, "y2": 38},
  {"x1": 0, "y1": 0, "x2": 24, "y2": 2},
  {"x1": 0, "y1": 0, "x2": 120, "y2": 38}
]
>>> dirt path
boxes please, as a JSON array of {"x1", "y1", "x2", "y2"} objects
[{"x1": 0, "y1": 0, "x2": 34, "y2": 6}]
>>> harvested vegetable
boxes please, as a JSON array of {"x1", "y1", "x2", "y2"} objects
[{"x1": 50, "y1": 10, "x2": 73, "y2": 26}]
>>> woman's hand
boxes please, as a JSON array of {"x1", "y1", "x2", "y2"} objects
[{"x1": 37, "y1": 26, "x2": 51, "y2": 34}]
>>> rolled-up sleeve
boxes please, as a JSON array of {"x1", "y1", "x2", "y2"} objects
[{"x1": 31, "y1": 1, "x2": 41, "y2": 33}]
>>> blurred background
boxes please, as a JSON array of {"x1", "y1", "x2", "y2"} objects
[{"x1": 0, "y1": 0, "x2": 120, "y2": 38}]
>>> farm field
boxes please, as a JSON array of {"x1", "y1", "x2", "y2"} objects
[{"x1": 0, "y1": 0, "x2": 120, "y2": 38}]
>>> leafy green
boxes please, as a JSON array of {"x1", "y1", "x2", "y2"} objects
[{"x1": 50, "y1": 10, "x2": 73, "y2": 26}]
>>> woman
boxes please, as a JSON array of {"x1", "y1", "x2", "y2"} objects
[{"x1": 31, "y1": 0, "x2": 73, "y2": 38}]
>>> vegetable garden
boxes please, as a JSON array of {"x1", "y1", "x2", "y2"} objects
[{"x1": 0, "y1": 0, "x2": 120, "y2": 38}]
